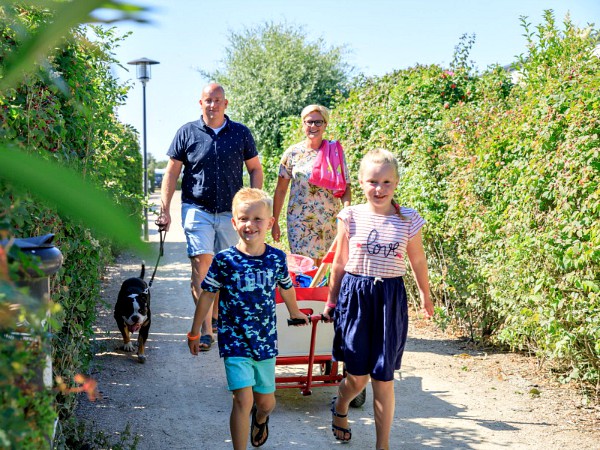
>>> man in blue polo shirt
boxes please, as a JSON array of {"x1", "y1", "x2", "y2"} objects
[{"x1": 159, "y1": 83, "x2": 263, "y2": 349}]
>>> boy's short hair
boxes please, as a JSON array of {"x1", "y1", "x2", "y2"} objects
[{"x1": 232, "y1": 188, "x2": 273, "y2": 216}]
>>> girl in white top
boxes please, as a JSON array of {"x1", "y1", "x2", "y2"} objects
[{"x1": 323, "y1": 148, "x2": 434, "y2": 450}]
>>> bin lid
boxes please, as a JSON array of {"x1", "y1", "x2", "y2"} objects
[{"x1": 1, "y1": 234, "x2": 63, "y2": 277}]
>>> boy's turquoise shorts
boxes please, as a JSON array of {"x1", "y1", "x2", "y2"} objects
[{"x1": 224, "y1": 356, "x2": 276, "y2": 394}]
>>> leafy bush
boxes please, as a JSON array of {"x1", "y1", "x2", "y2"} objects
[
  {"x1": 446, "y1": 13, "x2": 600, "y2": 388},
  {"x1": 1, "y1": 3, "x2": 145, "y2": 447},
  {"x1": 280, "y1": 12, "x2": 599, "y2": 394}
]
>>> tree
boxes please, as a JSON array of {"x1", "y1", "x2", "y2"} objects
[{"x1": 204, "y1": 22, "x2": 352, "y2": 163}]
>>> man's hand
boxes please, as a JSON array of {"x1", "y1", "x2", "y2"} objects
[{"x1": 156, "y1": 209, "x2": 171, "y2": 232}]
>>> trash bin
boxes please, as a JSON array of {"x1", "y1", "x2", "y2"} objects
[
  {"x1": 1, "y1": 233, "x2": 63, "y2": 446},
  {"x1": 2, "y1": 234, "x2": 64, "y2": 382},
  {"x1": 8, "y1": 234, "x2": 63, "y2": 297},
  {"x1": 1, "y1": 233, "x2": 63, "y2": 388}
]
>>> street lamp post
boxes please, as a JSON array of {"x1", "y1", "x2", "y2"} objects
[{"x1": 128, "y1": 57, "x2": 160, "y2": 241}]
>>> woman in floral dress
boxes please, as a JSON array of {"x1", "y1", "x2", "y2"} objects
[{"x1": 272, "y1": 105, "x2": 351, "y2": 266}]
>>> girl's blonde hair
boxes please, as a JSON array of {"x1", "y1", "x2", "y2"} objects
[
  {"x1": 232, "y1": 188, "x2": 273, "y2": 216},
  {"x1": 359, "y1": 148, "x2": 399, "y2": 181},
  {"x1": 359, "y1": 148, "x2": 407, "y2": 220},
  {"x1": 300, "y1": 104, "x2": 330, "y2": 123}
]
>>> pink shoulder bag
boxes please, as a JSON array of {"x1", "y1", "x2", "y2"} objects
[{"x1": 308, "y1": 140, "x2": 347, "y2": 198}]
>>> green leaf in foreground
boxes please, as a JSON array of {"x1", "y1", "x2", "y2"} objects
[
  {"x1": 0, "y1": 146, "x2": 149, "y2": 256},
  {"x1": 0, "y1": 0, "x2": 149, "y2": 91}
]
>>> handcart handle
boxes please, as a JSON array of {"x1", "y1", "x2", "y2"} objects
[
  {"x1": 287, "y1": 314, "x2": 326, "y2": 326},
  {"x1": 287, "y1": 317, "x2": 308, "y2": 326}
]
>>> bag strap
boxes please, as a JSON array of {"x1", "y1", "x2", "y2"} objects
[{"x1": 334, "y1": 141, "x2": 347, "y2": 187}]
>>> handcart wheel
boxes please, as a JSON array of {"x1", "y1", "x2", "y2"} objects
[
  {"x1": 320, "y1": 361, "x2": 332, "y2": 375},
  {"x1": 350, "y1": 388, "x2": 367, "y2": 408}
]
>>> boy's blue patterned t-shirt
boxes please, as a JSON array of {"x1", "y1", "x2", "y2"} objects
[{"x1": 201, "y1": 244, "x2": 293, "y2": 361}]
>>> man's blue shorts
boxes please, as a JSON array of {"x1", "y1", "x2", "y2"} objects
[
  {"x1": 224, "y1": 357, "x2": 276, "y2": 394},
  {"x1": 181, "y1": 203, "x2": 238, "y2": 257}
]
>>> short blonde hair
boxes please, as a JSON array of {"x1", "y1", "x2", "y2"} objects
[
  {"x1": 232, "y1": 188, "x2": 273, "y2": 216},
  {"x1": 301, "y1": 104, "x2": 330, "y2": 124}
]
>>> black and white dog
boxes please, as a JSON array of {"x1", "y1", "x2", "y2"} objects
[{"x1": 114, "y1": 264, "x2": 151, "y2": 363}]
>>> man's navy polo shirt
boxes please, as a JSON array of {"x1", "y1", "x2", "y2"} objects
[{"x1": 167, "y1": 115, "x2": 258, "y2": 213}]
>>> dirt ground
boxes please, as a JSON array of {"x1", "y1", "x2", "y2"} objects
[{"x1": 75, "y1": 193, "x2": 599, "y2": 449}]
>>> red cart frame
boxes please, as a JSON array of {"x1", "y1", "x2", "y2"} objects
[{"x1": 275, "y1": 287, "x2": 343, "y2": 395}]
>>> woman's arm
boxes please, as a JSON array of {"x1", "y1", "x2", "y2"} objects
[
  {"x1": 340, "y1": 145, "x2": 352, "y2": 208},
  {"x1": 340, "y1": 186, "x2": 351, "y2": 208}
]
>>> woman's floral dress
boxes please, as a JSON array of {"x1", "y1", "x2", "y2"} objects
[{"x1": 278, "y1": 140, "x2": 349, "y2": 260}]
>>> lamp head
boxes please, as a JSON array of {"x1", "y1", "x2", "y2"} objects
[{"x1": 127, "y1": 57, "x2": 160, "y2": 83}]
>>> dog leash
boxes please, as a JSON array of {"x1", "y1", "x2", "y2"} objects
[{"x1": 148, "y1": 222, "x2": 167, "y2": 289}]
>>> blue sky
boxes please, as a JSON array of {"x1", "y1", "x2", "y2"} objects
[{"x1": 102, "y1": 0, "x2": 599, "y2": 161}]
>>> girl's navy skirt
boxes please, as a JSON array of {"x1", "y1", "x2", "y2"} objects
[{"x1": 332, "y1": 273, "x2": 409, "y2": 381}]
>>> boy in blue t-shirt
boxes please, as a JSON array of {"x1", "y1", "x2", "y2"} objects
[{"x1": 187, "y1": 188, "x2": 308, "y2": 449}]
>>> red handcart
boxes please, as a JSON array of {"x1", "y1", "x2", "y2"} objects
[
  {"x1": 274, "y1": 249, "x2": 366, "y2": 407},
  {"x1": 275, "y1": 286, "x2": 342, "y2": 395}
]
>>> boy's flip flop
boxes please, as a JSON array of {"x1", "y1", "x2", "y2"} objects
[
  {"x1": 250, "y1": 405, "x2": 269, "y2": 447},
  {"x1": 199, "y1": 334, "x2": 213, "y2": 351}
]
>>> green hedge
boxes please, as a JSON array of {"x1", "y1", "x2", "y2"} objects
[
  {"x1": 281, "y1": 13, "x2": 599, "y2": 394},
  {"x1": 1, "y1": 6, "x2": 142, "y2": 448},
  {"x1": 444, "y1": 15, "x2": 599, "y2": 389}
]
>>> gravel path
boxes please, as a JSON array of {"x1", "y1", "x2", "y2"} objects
[{"x1": 75, "y1": 192, "x2": 599, "y2": 449}]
